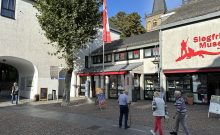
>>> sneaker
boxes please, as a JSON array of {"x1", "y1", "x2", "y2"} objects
[
  {"x1": 150, "y1": 130, "x2": 156, "y2": 135},
  {"x1": 170, "y1": 131, "x2": 177, "y2": 135}
]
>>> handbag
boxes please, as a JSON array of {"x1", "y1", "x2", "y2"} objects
[{"x1": 152, "y1": 99, "x2": 157, "y2": 111}]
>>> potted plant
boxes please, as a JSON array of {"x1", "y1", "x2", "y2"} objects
[{"x1": 186, "y1": 92, "x2": 194, "y2": 105}]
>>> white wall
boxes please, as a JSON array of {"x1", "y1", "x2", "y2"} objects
[
  {"x1": 0, "y1": 0, "x2": 66, "y2": 99},
  {"x1": 162, "y1": 18, "x2": 220, "y2": 70}
]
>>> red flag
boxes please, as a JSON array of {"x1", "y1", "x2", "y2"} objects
[{"x1": 103, "y1": 0, "x2": 111, "y2": 43}]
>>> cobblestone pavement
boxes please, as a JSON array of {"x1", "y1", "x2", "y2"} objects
[{"x1": 0, "y1": 97, "x2": 220, "y2": 135}]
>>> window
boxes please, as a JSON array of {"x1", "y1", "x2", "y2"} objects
[
  {"x1": 152, "y1": 46, "x2": 159, "y2": 56},
  {"x1": 144, "y1": 47, "x2": 159, "y2": 58},
  {"x1": 1, "y1": 0, "x2": 16, "y2": 19},
  {"x1": 114, "y1": 52, "x2": 127, "y2": 61},
  {"x1": 144, "y1": 48, "x2": 152, "y2": 58},
  {"x1": 128, "y1": 50, "x2": 140, "y2": 60},
  {"x1": 92, "y1": 55, "x2": 103, "y2": 64},
  {"x1": 85, "y1": 56, "x2": 88, "y2": 68},
  {"x1": 153, "y1": 19, "x2": 157, "y2": 27},
  {"x1": 104, "y1": 54, "x2": 112, "y2": 63}
]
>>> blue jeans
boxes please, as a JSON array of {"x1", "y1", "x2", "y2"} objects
[
  {"x1": 119, "y1": 105, "x2": 129, "y2": 128},
  {"x1": 11, "y1": 94, "x2": 18, "y2": 104}
]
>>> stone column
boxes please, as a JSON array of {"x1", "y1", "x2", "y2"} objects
[
  {"x1": 70, "y1": 71, "x2": 77, "y2": 97},
  {"x1": 105, "y1": 76, "x2": 109, "y2": 99},
  {"x1": 76, "y1": 75, "x2": 80, "y2": 97},
  {"x1": 140, "y1": 74, "x2": 144, "y2": 100}
]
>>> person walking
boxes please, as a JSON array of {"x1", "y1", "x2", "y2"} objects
[
  {"x1": 118, "y1": 90, "x2": 130, "y2": 129},
  {"x1": 170, "y1": 91, "x2": 190, "y2": 135},
  {"x1": 150, "y1": 91, "x2": 165, "y2": 135},
  {"x1": 11, "y1": 82, "x2": 19, "y2": 105}
]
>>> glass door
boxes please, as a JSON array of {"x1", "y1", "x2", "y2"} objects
[{"x1": 144, "y1": 75, "x2": 158, "y2": 100}]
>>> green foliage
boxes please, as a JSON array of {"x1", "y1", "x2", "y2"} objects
[
  {"x1": 186, "y1": 92, "x2": 193, "y2": 98},
  {"x1": 110, "y1": 12, "x2": 146, "y2": 38},
  {"x1": 34, "y1": 0, "x2": 101, "y2": 68}
]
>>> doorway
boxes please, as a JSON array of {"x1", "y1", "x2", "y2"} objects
[{"x1": 207, "y1": 73, "x2": 220, "y2": 102}]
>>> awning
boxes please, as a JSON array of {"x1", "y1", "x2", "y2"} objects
[
  {"x1": 78, "y1": 62, "x2": 143, "y2": 76},
  {"x1": 163, "y1": 68, "x2": 220, "y2": 74}
]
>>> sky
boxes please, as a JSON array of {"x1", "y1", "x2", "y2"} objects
[{"x1": 106, "y1": 0, "x2": 182, "y2": 26}]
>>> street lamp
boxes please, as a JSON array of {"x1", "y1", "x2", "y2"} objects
[{"x1": 152, "y1": 57, "x2": 160, "y2": 91}]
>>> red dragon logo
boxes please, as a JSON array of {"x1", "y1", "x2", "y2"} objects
[{"x1": 176, "y1": 38, "x2": 220, "y2": 62}]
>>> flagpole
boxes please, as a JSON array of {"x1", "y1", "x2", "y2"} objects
[{"x1": 102, "y1": 41, "x2": 105, "y2": 89}]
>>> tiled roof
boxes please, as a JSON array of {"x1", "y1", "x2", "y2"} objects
[
  {"x1": 91, "y1": 30, "x2": 159, "y2": 55},
  {"x1": 79, "y1": 62, "x2": 143, "y2": 73},
  {"x1": 161, "y1": 0, "x2": 220, "y2": 26}
]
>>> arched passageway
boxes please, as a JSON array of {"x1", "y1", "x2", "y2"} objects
[{"x1": 0, "y1": 56, "x2": 38, "y2": 99}]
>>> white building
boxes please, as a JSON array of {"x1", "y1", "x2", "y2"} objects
[
  {"x1": 0, "y1": 0, "x2": 66, "y2": 99},
  {"x1": 0, "y1": 0, "x2": 121, "y2": 101}
]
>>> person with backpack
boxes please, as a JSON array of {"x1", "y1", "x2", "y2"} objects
[
  {"x1": 150, "y1": 91, "x2": 165, "y2": 135},
  {"x1": 11, "y1": 82, "x2": 19, "y2": 105}
]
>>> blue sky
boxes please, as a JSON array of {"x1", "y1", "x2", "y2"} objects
[{"x1": 106, "y1": 0, "x2": 182, "y2": 26}]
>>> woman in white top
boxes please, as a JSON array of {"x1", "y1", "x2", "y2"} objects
[{"x1": 150, "y1": 91, "x2": 165, "y2": 135}]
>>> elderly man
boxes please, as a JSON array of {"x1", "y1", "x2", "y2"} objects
[
  {"x1": 118, "y1": 90, "x2": 130, "y2": 129},
  {"x1": 170, "y1": 91, "x2": 190, "y2": 135},
  {"x1": 11, "y1": 82, "x2": 19, "y2": 105}
]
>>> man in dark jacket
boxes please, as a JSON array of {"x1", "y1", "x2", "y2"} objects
[
  {"x1": 170, "y1": 91, "x2": 190, "y2": 135},
  {"x1": 11, "y1": 82, "x2": 19, "y2": 105}
]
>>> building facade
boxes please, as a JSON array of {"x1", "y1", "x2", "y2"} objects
[
  {"x1": 76, "y1": 31, "x2": 159, "y2": 101},
  {"x1": 0, "y1": 0, "x2": 66, "y2": 99},
  {"x1": 160, "y1": 0, "x2": 220, "y2": 104}
]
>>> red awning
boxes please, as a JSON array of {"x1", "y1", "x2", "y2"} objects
[
  {"x1": 163, "y1": 68, "x2": 220, "y2": 74},
  {"x1": 78, "y1": 71, "x2": 127, "y2": 76}
]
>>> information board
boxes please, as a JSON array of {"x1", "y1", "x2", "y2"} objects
[
  {"x1": 208, "y1": 95, "x2": 220, "y2": 118},
  {"x1": 40, "y1": 88, "x2": 48, "y2": 101}
]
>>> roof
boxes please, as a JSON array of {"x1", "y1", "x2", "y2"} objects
[
  {"x1": 152, "y1": 0, "x2": 167, "y2": 15},
  {"x1": 161, "y1": 0, "x2": 220, "y2": 27},
  {"x1": 91, "y1": 30, "x2": 159, "y2": 55},
  {"x1": 79, "y1": 62, "x2": 143, "y2": 73}
]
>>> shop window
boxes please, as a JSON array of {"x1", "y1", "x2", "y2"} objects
[
  {"x1": 192, "y1": 74, "x2": 208, "y2": 104},
  {"x1": 1, "y1": 0, "x2": 16, "y2": 19},
  {"x1": 144, "y1": 75, "x2": 158, "y2": 100},
  {"x1": 167, "y1": 75, "x2": 192, "y2": 102}
]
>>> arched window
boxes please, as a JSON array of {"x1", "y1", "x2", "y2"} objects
[
  {"x1": 153, "y1": 20, "x2": 157, "y2": 27},
  {"x1": 147, "y1": 21, "x2": 151, "y2": 31}
]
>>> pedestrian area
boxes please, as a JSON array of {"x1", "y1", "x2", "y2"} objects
[{"x1": 0, "y1": 96, "x2": 220, "y2": 135}]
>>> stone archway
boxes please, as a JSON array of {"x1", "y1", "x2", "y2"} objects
[{"x1": 0, "y1": 56, "x2": 38, "y2": 99}]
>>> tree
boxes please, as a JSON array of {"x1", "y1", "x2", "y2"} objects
[
  {"x1": 35, "y1": 0, "x2": 101, "y2": 105},
  {"x1": 110, "y1": 12, "x2": 146, "y2": 38}
]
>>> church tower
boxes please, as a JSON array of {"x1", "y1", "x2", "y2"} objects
[{"x1": 145, "y1": 0, "x2": 167, "y2": 32}]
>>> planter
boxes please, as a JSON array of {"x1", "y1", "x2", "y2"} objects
[{"x1": 187, "y1": 97, "x2": 193, "y2": 105}]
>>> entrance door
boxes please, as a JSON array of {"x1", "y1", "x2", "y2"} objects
[
  {"x1": 133, "y1": 74, "x2": 140, "y2": 101},
  {"x1": 207, "y1": 73, "x2": 220, "y2": 102}
]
